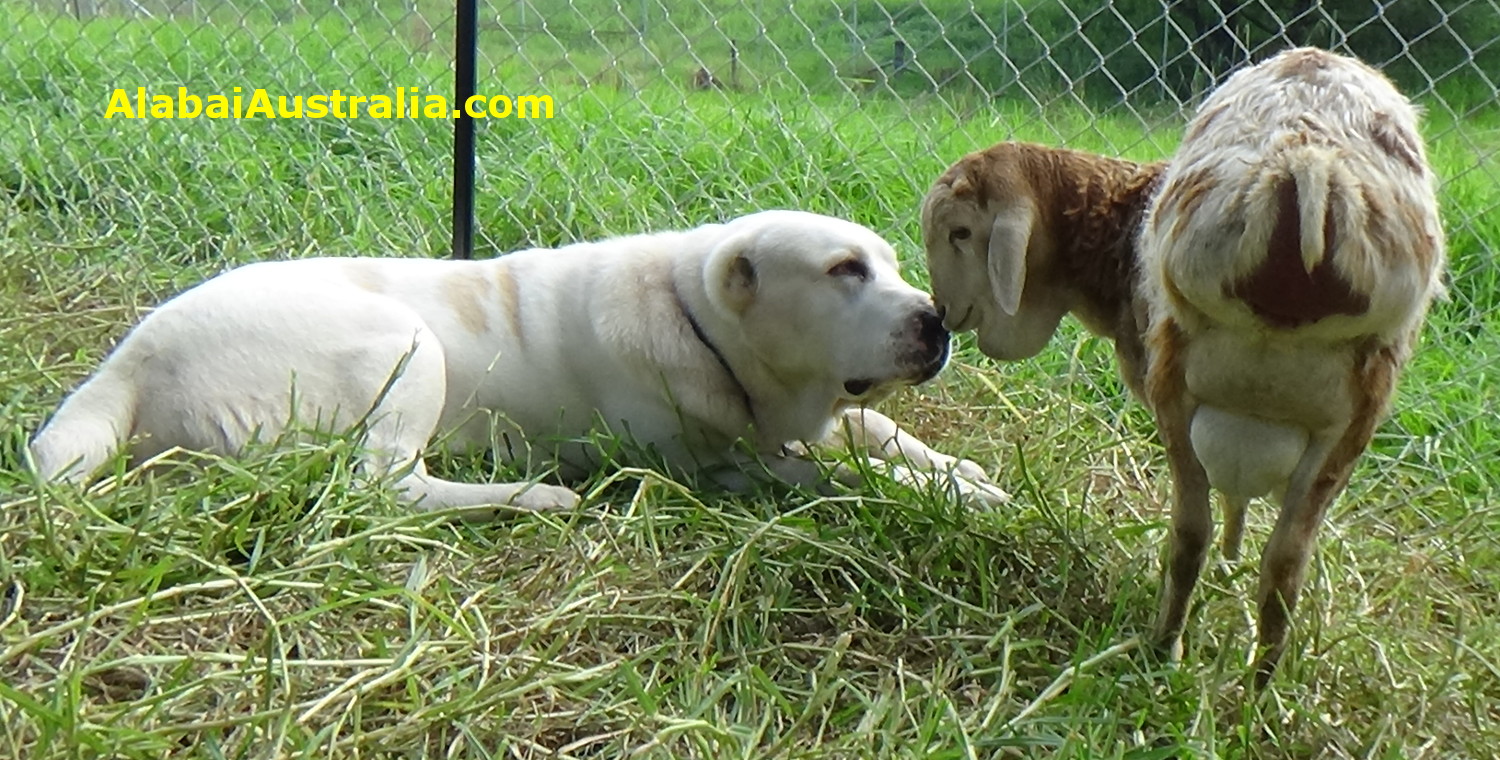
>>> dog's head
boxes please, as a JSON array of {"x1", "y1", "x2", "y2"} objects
[
  {"x1": 704, "y1": 210, "x2": 948, "y2": 405},
  {"x1": 920, "y1": 144, "x2": 1072, "y2": 360}
]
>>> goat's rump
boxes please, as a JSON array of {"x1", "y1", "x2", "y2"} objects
[{"x1": 1143, "y1": 48, "x2": 1445, "y2": 344}]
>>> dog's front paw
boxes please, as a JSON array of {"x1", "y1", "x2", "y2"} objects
[
  {"x1": 509, "y1": 483, "x2": 582, "y2": 512},
  {"x1": 886, "y1": 464, "x2": 1010, "y2": 507},
  {"x1": 917, "y1": 451, "x2": 997, "y2": 485},
  {"x1": 951, "y1": 475, "x2": 1011, "y2": 507},
  {"x1": 930, "y1": 457, "x2": 1009, "y2": 504},
  {"x1": 952, "y1": 457, "x2": 995, "y2": 485}
]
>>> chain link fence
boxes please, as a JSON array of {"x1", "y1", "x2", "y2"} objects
[{"x1": 7, "y1": 0, "x2": 1497, "y2": 249}]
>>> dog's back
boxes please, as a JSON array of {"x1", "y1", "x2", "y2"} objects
[{"x1": 1145, "y1": 47, "x2": 1445, "y2": 344}]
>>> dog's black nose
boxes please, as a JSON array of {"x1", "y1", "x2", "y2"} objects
[
  {"x1": 914, "y1": 307, "x2": 952, "y2": 382},
  {"x1": 919, "y1": 307, "x2": 949, "y2": 347}
]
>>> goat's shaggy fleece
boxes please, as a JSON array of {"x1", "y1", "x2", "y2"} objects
[{"x1": 1140, "y1": 47, "x2": 1446, "y2": 684}]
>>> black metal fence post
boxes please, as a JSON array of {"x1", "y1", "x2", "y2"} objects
[
  {"x1": 730, "y1": 40, "x2": 739, "y2": 88},
  {"x1": 452, "y1": 0, "x2": 478, "y2": 260}
]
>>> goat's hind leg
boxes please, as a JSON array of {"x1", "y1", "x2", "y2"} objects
[
  {"x1": 1220, "y1": 494, "x2": 1250, "y2": 563},
  {"x1": 1252, "y1": 343, "x2": 1399, "y2": 685},
  {"x1": 1146, "y1": 320, "x2": 1214, "y2": 661},
  {"x1": 1150, "y1": 410, "x2": 1213, "y2": 661}
]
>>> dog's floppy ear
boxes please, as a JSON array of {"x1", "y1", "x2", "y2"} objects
[
  {"x1": 987, "y1": 204, "x2": 1034, "y2": 317},
  {"x1": 724, "y1": 254, "x2": 757, "y2": 305},
  {"x1": 705, "y1": 232, "x2": 759, "y2": 314}
]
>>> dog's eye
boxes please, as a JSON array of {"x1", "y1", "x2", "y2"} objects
[
  {"x1": 827, "y1": 258, "x2": 870, "y2": 280},
  {"x1": 949, "y1": 227, "x2": 972, "y2": 243}
]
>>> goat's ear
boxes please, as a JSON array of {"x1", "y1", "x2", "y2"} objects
[
  {"x1": 987, "y1": 204, "x2": 1034, "y2": 317},
  {"x1": 705, "y1": 233, "x2": 758, "y2": 314}
]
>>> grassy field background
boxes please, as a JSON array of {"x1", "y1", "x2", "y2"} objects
[{"x1": 1, "y1": 3, "x2": 1498, "y2": 758}]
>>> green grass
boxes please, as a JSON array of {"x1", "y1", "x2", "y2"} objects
[{"x1": 2, "y1": 5, "x2": 1499, "y2": 759}]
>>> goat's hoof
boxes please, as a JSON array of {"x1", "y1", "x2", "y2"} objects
[
  {"x1": 1251, "y1": 651, "x2": 1285, "y2": 689},
  {"x1": 1149, "y1": 630, "x2": 1184, "y2": 664}
]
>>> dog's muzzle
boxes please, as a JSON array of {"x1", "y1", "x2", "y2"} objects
[{"x1": 843, "y1": 309, "x2": 951, "y2": 399}]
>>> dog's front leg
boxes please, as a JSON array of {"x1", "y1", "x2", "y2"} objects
[
  {"x1": 827, "y1": 408, "x2": 978, "y2": 476},
  {"x1": 706, "y1": 445, "x2": 858, "y2": 495},
  {"x1": 767, "y1": 447, "x2": 861, "y2": 491},
  {"x1": 1252, "y1": 341, "x2": 1400, "y2": 685},
  {"x1": 826, "y1": 408, "x2": 1010, "y2": 505},
  {"x1": 1147, "y1": 320, "x2": 1214, "y2": 662}
]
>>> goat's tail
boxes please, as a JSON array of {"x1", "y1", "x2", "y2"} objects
[
  {"x1": 29, "y1": 369, "x2": 138, "y2": 485},
  {"x1": 1283, "y1": 146, "x2": 1335, "y2": 274}
]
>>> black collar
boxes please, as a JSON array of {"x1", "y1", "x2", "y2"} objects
[{"x1": 673, "y1": 286, "x2": 755, "y2": 426}]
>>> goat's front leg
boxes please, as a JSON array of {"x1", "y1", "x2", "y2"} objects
[
  {"x1": 1147, "y1": 319, "x2": 1214, "y2": 661},
  {"x1": 1253, "y1": 342, "x2": 1400, "y2": 686}
]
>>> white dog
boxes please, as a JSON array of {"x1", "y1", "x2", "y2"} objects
[
  {"x1": 1140, "y1": 48, "x2": 1445, "y2": 683},
  {"x1": 30, "y1": 210, "x2": 1006, "y2": 512}
]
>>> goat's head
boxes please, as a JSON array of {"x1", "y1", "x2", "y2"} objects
[{"x1": 920, "y1": 147, "x2": 1071, "y2": 361}]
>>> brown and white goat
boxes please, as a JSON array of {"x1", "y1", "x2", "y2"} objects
[
  {"x1": 921, "y1": 48, "x2": 1445, "y2": 684},
  {"x1": 1140, "y1": 48, "x2": 1444, "y2": 683}
]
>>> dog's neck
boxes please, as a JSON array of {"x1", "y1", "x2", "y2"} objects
[{"x1": 672, "y1": 286, "x2": 757, "y2": 429}]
